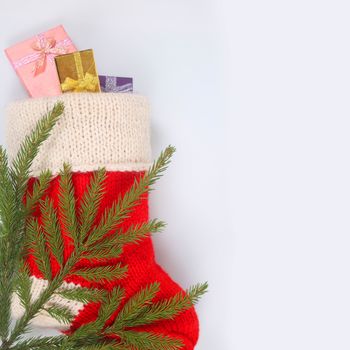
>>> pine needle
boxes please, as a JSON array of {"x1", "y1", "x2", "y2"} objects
[
  {"x1": 59, "y1": 163, "x2": 79, "y2": 249},
  {"x1": 111, "y1": 282, "x2": 160, "y2": 330},
  {"x1": 40, "y1": 197, "x2": 64, "y2": 267},
  {"x1": 67, "y1": 287, "x2": 125, "y2": 344},
  {"x1": 56, "y1": 287, "x2": 106, "y2": 304},
  {"x1": 121, "y1": 282, "x2": 208, "y2": 328},
  {"x1": 10, "y1": 102, "x2": 64, "y2": 201},
  {"x1": 118, "y1": 330, "x2": 183, "y2": 350},
  {"x1": 72, "y1": 264, "x2": 128, "y2": 283},
  {"x1": 187, "y1": 282, "x2": 209, "y2": 304},
  {"x1": 97, "y1": 286, "x2": 125, "y2": 324},
  {"x1": 44, "y1": 304, "x2": 75, "y2": 325},
  {"x1": 0, "y1": 146, "x2": 16, "y2": 340},
  {"x1": 86, "y1": 146, "x2": 175, "y2": 246},
  {"x1": 0, "y1": 146, "x2": 16, "y2": 243},
  {"x1": 82, "y1": 246, "x2": 123, "y2": 261},
  {"x1": 88, "y1": 219, "x2": 166, "y2": 251},
  {"x1": 79, "y1": 168, "x2": 106, "y2": 242},
  {"x1": 25, "y1": 170, "x2": 52, "y2": 214},
  {"x1": 14, "y1": 263, "x2": 32, "y2": 311},
  {"x1": 26, "y1": 219, "x2": 52, "y2": 281},
  {"x1": 11, "y1": 335, "x2": 66, "y2": 350}
]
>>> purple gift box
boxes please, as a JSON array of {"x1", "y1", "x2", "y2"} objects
[{"x1": 99, "y1": 75, "x2": 133, "y2": 93}]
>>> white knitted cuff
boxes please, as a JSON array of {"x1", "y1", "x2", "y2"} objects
[
  {"x1": 5, "y1": 93, "x2": 152, "y2": 176},
  {"x1": 12, "y1": 277, "x2": 84, "y2": 330}
]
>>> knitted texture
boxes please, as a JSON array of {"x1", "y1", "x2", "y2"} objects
[
  {"x1": 5, "y1": 93, "x2": 152, "y2": 176},
  {"x1": 6, "y1": 93, "x2": 199, "y2": 349}
]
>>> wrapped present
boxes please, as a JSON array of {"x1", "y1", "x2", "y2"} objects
[
  {"x1": 99, "y1": 76, "x2": 133, "y2": 93},
  {"x1": 55, "y1": 49, "x2": 101, "y2": 93},
  {"x1": 5, "y1": 25, "x2": 76, "y2": 98}
]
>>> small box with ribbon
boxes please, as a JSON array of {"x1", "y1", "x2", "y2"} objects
[
  {"x1": 5, "y1": 25, "x2": 77, "y2": 98},
  {"x1": 55, "y1": 49, "x2": 101, "y2": 93},
  {"x1": 99, "y1": 76, "x2": 133, "y2": 93}
]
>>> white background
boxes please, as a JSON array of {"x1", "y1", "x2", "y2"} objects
[{"x1": 1, "y1": 1, "x2": 350, "y2": 349}]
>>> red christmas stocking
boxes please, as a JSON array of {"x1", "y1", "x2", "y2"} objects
[{"x1": 6, "y1": 93, "x2": 199, "y2": 349}]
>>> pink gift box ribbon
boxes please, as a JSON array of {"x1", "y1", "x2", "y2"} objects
[{"x1": 12, "y1": 33, "x2": 73, "y2": 76}]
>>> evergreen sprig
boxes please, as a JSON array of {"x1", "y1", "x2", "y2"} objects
[
  {"x1": 10, "y1": 103, "x2": 64, "y2": 202},
  {"x1": 0, "y1": 103, "x2": 207, "y2": 350},
  {"x1": 79, "y1": 168, "x2": 106, "y2": 242},
  {"x1": 113, "y1": 282, "x2": 161, "y2": 328},
  {"x1": 24, "y1": 170, "x2": 52, "y2": 215},
  {"x1": 10, "y1": 336, "x2": 66, "y2": 350},
  {"x1": 56, "y1": 287, "x2": 105, "y2": 304},
  {"x1": 58, "y1": 163, "x2": 80, "y2": 249},
  {"x1": 110, "y1": 282, "x2": 208, "y2": 329},
  {"x1": 44, "y1": 305, "x2": 75, "y2": 325},
  {"x1": 0, "y1": 103, "x2": 64, "y2": 346},
  {"x1": 118, "y1": 331, "x2": 183, "y2": 350},
  {"x1": 40, "y1": 197, "x2": 64, "y2": 267},
  {"x1": 14, "y1": 263, "x2": 32, "y2": 312}
]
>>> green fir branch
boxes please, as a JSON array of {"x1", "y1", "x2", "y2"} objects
[
  {"x1": 0, "y1": 280, "x2": 12, "y2": 342},
  {"x1": 82, "y1": 246, "x2": 123, "y2": 261},
  {"x1": 10, "y1": 102, "x2": 64, "y2": 202},
  {"x1": 26, "y1": 219, "x2": 52, "y2": 281},
  {"x1": 24, "y1": 170, "x2": 52, "y2": 215},
  {"x1": 0, "y1": 147, "x2": 18, "y2": 341},
  {"x1": 111, "y1": 282, "x2": 160, "y2": 330},
  {"x1": 108, "y1": 282, "x2": 208, "y2": 330},
  {"x1": 58, "y1": 163, "x2": 79, "y2": 249},
  {"x1": 125, "y1": 283, "x2": 208, "y2": 327},
  {"x1": 44, "y1": 304, "x2": 75, "y2": 325},
  {"x1": 187, "y1": 282, "x2": 209, "y2": 304},
  {"x1": 117, "y1": 330, "x2": 183, "y2": 350},
  {"x1": 0, "y1": 146, "x2": 16, "y2": 244},
  {"x1": 97, "y1": 286, "x2": 125, "y2": 325},
  {"x1": 112, "y1": 219, "x2": 166, "y2": 245},
  {"x1": 66, "y1": 287, "x2": 125, "y2": 344},
  {"x1": 77, "y1": 343, "x2": 128, "y2": 350},
  {"x1": 56, "y1": 286, "x2": 106, "y2": 304},
  {"x1": 123, "y1": 282, "x2": 208, "y2": 328},
  {"x1": 10, "y1": 335, "x2": 66, "y2": 350},
  {"x1": 40, "y1": 197, "x2": 64, "y2": 267},
  {"x1": 14, "y1": 263, "x2": 32, "y2": 312},
  {"x1": 65, "y1": 324, "x2": 103, "y2": 345},
  {"x1": 86, "y1": 146, "x2": 175, "y2": 246},
  {"x1": 88, "y1": 219, "x2": 166, "y2": 252},
  {"x1": 79, "y1": 168, "x2": 106, "y2": 242},
  {"x1": 0, "y1": 104, "x2": 63, "y2": 348},
  {"x1": 72, "y1": 264, "x2": 128, "y2": 283},
  {"x1": 61, "y1": 335, "x2": 126, "y2": 350}
]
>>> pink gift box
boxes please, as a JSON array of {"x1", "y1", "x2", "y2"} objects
[{"x1": 5, "y1": 25, "x2": 77, "y2": 98}]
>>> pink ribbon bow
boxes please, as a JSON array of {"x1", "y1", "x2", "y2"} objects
[{"x1": 31, "y1": 36, "x2": 68, "y2": 75}]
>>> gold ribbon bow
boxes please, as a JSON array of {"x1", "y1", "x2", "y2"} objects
[{"x1": 61, "y1": 73, "x2": 99, "y2": 92}]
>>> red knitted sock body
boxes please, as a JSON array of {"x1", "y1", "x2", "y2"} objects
[{"x1": 6, "y1": 94, "x2": 200, "y2": 349}]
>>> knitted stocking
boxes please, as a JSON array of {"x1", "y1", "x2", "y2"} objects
[{"x1": 6, "y1": 93, "x2": 199, "y2": 349}]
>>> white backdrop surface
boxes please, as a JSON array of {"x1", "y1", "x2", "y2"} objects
[{"x1": 1, "y1": 1, "x2": 350, "y2": 350}]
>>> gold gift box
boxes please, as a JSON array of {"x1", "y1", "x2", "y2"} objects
[{"x1": 55, "y1": 49, "x2": 101, "y2": 93}]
